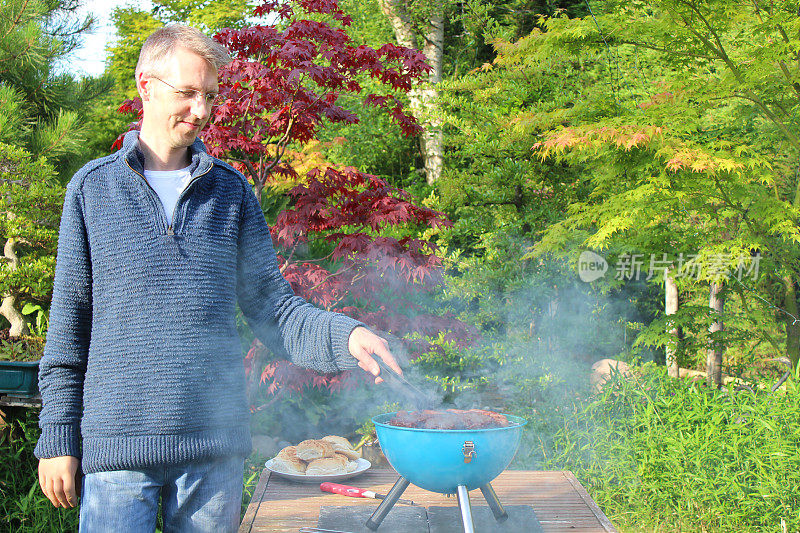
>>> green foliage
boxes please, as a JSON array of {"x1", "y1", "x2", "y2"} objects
[
  {"x1": 353, "y1": 401, "x2": 401, "y2": 446},
  {"x1": 409, "y1": 332, "x2": 498, "y2": 401},
  {"x1": 0, "y1": 144, "x2": 63, "y2": 299},
  {"x1": 320, "y1": 0, "x2": 591, "y2": 188},
  {"x1": 309, "y1": 0, "x2": 420, "y2": 190},
  {"x1": 539, "y1": 1, "x2": 800, "y2": 362},
  {"x1": 154, "y1": 0, "x2": 255, "y2": 32},
  {"x1": 316, "y1": 98, "x2": 419, "y2": 190},
  {"x1": 22, "y1": 303, "x2": 49, "y2": 338},
  {"x1": 241, "y1": 452, "x2": 264, "y2": 517},
  {"x1": 635, "y1": 283, "x2": 788, "y2": 370},
  {"x1": 0, "y1": 335, "x2": 44, "y2": 362},
  {"x1": 436, "y1": 0, "x2": 800, "y2": 371},
  {"x1": 106, "y1": 6, "x2": 163, "y2": 98},
  {"x1": 490, "y1": 338, "x2": 595, "y2": 467},
  {"x1": 431, "y1": 5, "x2": 605, "y2": 340},
  {"x1": 339, "y1": 0, "x2": 395, "y2": 46},
  {"x1": 547, "y1": 364, "x2": 800, "y2": 531},
  {"x1": 0, "y1": 0, "x2": 112, "y2": 175},
  {"x1": 464, "y1": 0, "x2": 589, "y2": 42}
]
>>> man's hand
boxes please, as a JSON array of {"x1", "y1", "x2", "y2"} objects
[
  {"x1": 39, "y1": 456, "x2": 80, "y2": 508},
  {"x1": 348, "y1": 326, "x2": 403, "y2": 384}
]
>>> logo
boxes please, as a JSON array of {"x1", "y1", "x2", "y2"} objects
[{"x1": 578, "y1": 251, "x2": 608, "y2": 282}]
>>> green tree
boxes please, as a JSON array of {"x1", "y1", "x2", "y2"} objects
[
  {"x1": 433, "y1": 0, "x2": 800, "y2": 383},
  {"x1": 0, "y1": 0, "x2": 111, "y2": 336},
  {"x1": 0, "y1": 0, "x2": 111, "y2": 174},
  {"x1": 502, "y1": 1, "x2": 800, "y2": 375},
  {"x1": 0, "y1": 143, "x2": 64, "y2": 337},
  {"x1": 432, "y1": 6, "x2": 601, "y2": 342},
  {"x1": 152, "y1": 0, "x2": 255, "y2": 32},
  {"x1": 311, "y1": 0, "x2": 418, "y2": 188}
]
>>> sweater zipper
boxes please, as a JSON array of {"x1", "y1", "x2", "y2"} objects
[
  {"x1": 125, "y1": 159, "x2": 214, "y2": 235},
  {"x1": 167, "y1": 164, "x2": 214, "y2": 235}
]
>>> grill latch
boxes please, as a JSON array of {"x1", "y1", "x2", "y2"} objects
[{"x1": 463, "y1": 441, "x2": 476, "y2": 463}]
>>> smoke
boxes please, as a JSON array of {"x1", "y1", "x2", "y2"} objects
[{"x1": 251, "y1": 243, "x2": 661, "y2": 472}]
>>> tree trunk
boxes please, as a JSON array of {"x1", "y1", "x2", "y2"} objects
[
  {"x1": 418, "y1": 9, "x2": 444, "y2": 185},
  {"x1": 665, "y1": 268, "x2": 679, "y2": 378},
  {"x1": 377, "y1": 0, "x2": 416, "y2": 48},
  {"x1": 1, "y1": 238, "x2": 29, "y2": 337},
  {"x1": 377, "y1": 0, "x2": 445, "y2": 185},
  {"x1": 706, "y1": 281, "x2": 725, "y2": 387},
  {"x1": 782, "y1": 275, "x2": 800, "y2": 368}
]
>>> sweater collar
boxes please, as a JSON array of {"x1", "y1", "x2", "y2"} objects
[{"x1": 121, "y1": 130, "x2": 214, "y2": 178}]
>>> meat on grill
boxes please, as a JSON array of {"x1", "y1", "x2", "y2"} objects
[{"x1": 388, "y1": 409, "x2": 509, "y2": 430}]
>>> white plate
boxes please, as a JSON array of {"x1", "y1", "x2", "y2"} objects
[{"x1": 265, "y1": 457, "x2": 371, "y2": 483}]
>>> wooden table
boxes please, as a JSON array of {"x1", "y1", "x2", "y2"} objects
[{"x1": 240, "y1": 468, "x2": 617, "y2": 532}]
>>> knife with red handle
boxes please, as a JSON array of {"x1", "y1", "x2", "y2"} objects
[{"x1": 319, "y1": 482, "x2": 416, "y2": 505}]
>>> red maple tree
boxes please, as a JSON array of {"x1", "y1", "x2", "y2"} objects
[{"x1": 116, "y1": 0, "x2": 474, "y2": 406}]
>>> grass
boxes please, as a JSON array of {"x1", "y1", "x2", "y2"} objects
[
  {"x1": 543, "y1": 363, "x2": 800, "y2": 532},
  {"x1": 0, "y1": 410, "x2": 79, "y2": 532}
]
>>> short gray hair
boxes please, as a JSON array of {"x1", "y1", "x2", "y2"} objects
[{"x1": 135, "y1": 24, "x2": 232, "y2": 80}]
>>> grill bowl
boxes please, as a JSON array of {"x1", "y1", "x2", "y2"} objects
[{"x1": 372, "y1": 412, "x2": 527, "y2": 493}]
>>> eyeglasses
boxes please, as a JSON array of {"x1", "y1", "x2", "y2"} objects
[{"x1": 151, "y1": 76, "x2": 219, "y2": 106}]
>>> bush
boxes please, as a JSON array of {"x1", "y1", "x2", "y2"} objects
[
  {"x1": 0, "y1": 143, "x2": 64, "y2": 339},
  {"x1": 0, "y1": 330, "x2": 44, "y2": 362},
  {"x1": 547, "y1": 364, "x2": 800, "y2": 532}
]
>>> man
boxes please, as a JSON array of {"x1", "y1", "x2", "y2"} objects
[{"x1": 35, "y1": 24, "x2": 400, "y2": 532}]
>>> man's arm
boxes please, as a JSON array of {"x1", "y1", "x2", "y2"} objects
[{"x1": 35, "y1": 183, "x2": 92, "y2": 506}]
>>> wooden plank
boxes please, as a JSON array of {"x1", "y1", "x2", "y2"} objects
[
  {"x1": 238, "y1": 469, "x2": 272, "y2": 533},
  {"x1": 246, "y1": 468, "x2": 616, "y2": 532},
  {"x1": 0, "y1": 394, "x2": 41, "y2": 408},
  {"x1": 564, "y1": 471, "x2": 617, "y2": 533}
]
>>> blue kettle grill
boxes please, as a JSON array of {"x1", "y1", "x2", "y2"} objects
[{"x1": 366, "y1": 412, "x2": 528, "y2": 533}]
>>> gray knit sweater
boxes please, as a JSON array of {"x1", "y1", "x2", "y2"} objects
[{"x1": 34, "y1": 131, "x2": 362, "y2": 474}]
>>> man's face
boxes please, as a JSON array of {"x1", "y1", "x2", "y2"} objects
[{"x1": 138, "y1": 46, "x2": 219, "y2": 150}]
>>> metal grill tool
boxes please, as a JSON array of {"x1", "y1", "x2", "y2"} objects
[{"x1": 373, "y1": 357, "x2": 434, "y2": 410}]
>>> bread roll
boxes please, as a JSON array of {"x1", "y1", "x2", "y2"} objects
[
  {"x1": 271, "y1": 455, "x2": 307, "y2": 474},
  {"x1": 334, "y1": 447, "x2": 360, "y2": 460},
  {"x1": 322, "y1": 436, "x2": 361, "y2": 459},
  {"x1": 322, "y1": 435, "x2": 353, "y2": 450},
  {"x1": 306, "y1": 455, "x2": 347, "y2": 475},
  {"x1": 296, "y1": 439, "x2": 336, "y2": 461},
  {"x1": 277, "y1": 446, "x2": 299, "y2": 460}
]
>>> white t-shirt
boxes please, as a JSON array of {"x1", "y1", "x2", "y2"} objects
[{"x1": 143, "y1": 166, "x2": 193, "y2": 226}]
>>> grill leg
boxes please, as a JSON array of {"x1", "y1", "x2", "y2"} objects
[
  {"x1": 480, "y1": 483, "x2": 509, "y2": 522},
  {"x1": 455, "y1": 485, "x2": 475, "y2": 533},
  {"x1": 366, "y1": 476, "x2": 410, "y2": 531}
]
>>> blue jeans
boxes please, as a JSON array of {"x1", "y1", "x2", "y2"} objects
[{"x1": 78, "y1": 455, "x2": 244, "y2": 533}]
